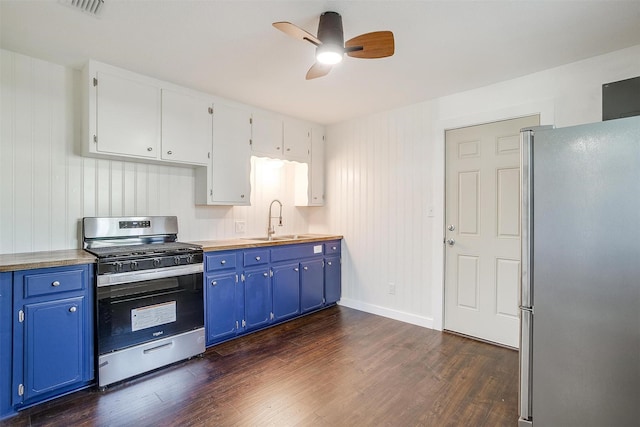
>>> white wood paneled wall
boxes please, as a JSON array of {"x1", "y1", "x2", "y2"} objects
[
  {"x1": 0, "y1": 50, "x2": 310, "y2": 254},
  {"x1": 324, "y1": 105, "x2": 437, "y2": 327}
]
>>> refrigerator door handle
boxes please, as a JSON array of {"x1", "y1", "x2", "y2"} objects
[
  {"x1": 519, "y1": 309, "x2": 533, "y2": 425},
  {"x1": 520, "y1": 128, "x2": 534, "y2": 309}
]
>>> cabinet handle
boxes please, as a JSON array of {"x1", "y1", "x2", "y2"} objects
[
  {"x1": 256, "y1": 256, "x2": 261, "y2": 261},
  {"x1": 147, "y1": 147, "x2": 153, "y2": 152},
  {"x1": 167, "y1": 150, "x2": 172, "y2": 155},
  {"x1": 332, "y1": 246, "x2": 337, "y2": 250},
  {"x1": 241, "y1": 194, "x2": 245, "y2": 198},
  {"x1": 303, "y1": 266, "x2": 308, "y2": 271},
  {"x1": 263, "y1": 272, "x2": 268, "y2": 277},
  {"x1": 211, "y1": 281, "x2": 217, "y2": 286},
  {"x1": 69, "y1": 306, "x2": 77, "y2": 313},
  {"x1": 52, "y1": 281, "x2": 60, "y2": 287},
  {"x1": 294, "y1": 267, "x2": 299, "y2": 272},
  {"x1": 327, "y1": 261, "x2": 332, "y2": 266},
  {"x1": 220, "y1": 260, "x2": 226, "y2": 265}
]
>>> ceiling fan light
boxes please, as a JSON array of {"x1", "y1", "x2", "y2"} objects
[{"x1": 316, "y1": 47, "x2": 343, "y2": 65}]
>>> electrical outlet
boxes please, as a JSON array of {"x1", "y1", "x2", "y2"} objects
[
  {"x1": 388, "y1": 282, "x2": 396, "y2": 295},
  {"x1": 234, "y1": 220, "x2": 246, "y2": 234}
]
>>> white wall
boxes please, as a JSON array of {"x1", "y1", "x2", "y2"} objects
[
  {"x1": 0, "y1": 49, "x2": 313, "y2": 254},
  {"x1": 323, "y1": 45, "x2": 640, "y2": 329}
]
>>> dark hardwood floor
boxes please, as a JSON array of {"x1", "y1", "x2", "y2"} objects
[{"x1": 2, "y1": 306, "x2": 519, "y2": 426}]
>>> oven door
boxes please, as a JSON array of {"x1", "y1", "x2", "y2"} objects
[{"x1": 96, "y1": 264, "x2": 203, "y2": 355}]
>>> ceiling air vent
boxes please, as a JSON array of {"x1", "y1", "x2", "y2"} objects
[{"x1": 60, "y1": 0, "x2": 105, "y2": 17}]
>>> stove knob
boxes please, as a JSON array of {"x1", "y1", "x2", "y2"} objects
[
  {"x1": 153, "y1": 258, "x2": 161, "y2": 267},
  {"x1": 174, "y1": 256, "x2": 181, "y2": 265},
  {"x1": 130, "y1": 261, "x2": 138, "y2": 270},
  {"x1": 186, "y1": 254, "x2": 194, "y2": 264},
  {"x1": 114, "y1": 262, "x2": 123, "y2": 272}
]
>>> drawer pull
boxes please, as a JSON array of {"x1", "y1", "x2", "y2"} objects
[
  {"x1": 332, "y1": 246, "x2": 337, "y2": 250},
  {"x1": 294, "y1": 267, "x2": 299, "y2": 272},
  {"x1": 69, "y1": 306, "x2": 77, "y2": 313},
  {"x1": 327, "y1": 261, "x2": 332, "y2": 266},
  {"x1": 303, "y1": 266, "x2": 308, "y2": 271},
  {"x1": 256, "y1": 256, "x2": 261, "y2": 261},
  {"x1": 220, "y1": 260, "x2": 226, "y2": 265},
  {"x1": 211, "y1": 281, "x2": 218, "y2": 286},
  {"x1": 263, "y1": 272, "x2": 268, "y2": 277},
  {"x1": 52, "y1": 281, "x2": 60, "y2": 287}
]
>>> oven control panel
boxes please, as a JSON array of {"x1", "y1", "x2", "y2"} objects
[{"x1": 119, "y1": 220, "x2": 151, "y2": 229}]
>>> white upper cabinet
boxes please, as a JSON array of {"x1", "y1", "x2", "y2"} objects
[
  {"x1": 84, "y1": 60, "x2": 211, "y2": 166},
  {"x1": 161, "y1": 89, "x2": 212, "y2": 165},
  {"x1": 92, "y1": 69, "x2": 161, "y2": 159},
  {"x1": 251, "y1": 113, "x2": 283, "y2": 157},
  {"x1": 309, "y1": 126, "x2": 325, "y2": 205},
  {"x1": 283, "y1": 120, "x2": 311, "y2": 162},
  {"x1": 197, "y1": 103, "x2": 251, "y2": 205}
]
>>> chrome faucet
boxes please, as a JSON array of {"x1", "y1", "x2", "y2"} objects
[{"x1": 267, "y1": 199, "x2": 283, "y2": 240}]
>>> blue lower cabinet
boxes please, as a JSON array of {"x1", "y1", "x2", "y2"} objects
[
  {"x1": 12, "y1": 264, "x2": 94, "y2": 409},
  {"x1": 301, "y1": 259, "x2": 324, "y2": 313},
  {"x1": 0, "y1": 273, "x2": 12, "y2": 420},
  {"x1": 271, "y1": 263, "x2": 300, "y2": 321},
  {"x1": 205, "y1": 272, "x2": 240, "y2": 345},
  {"x1": 243, "y1": 268, "x2": 272, "y2": 331},
  {"x1": 324, "y1": 255, "x2": 342, "y2": 305}
]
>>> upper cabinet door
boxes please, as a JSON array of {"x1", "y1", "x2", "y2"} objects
[
  {"x1": 211, "y1": 103, "x2": 251, "y2": 205},
  {"x1": 283, "y1": 120, "x2": 311, "y2": 162},
  {"x1": 161, "y1": 89, "x2": 212, "y2": 165},
  {"x1": 309, "y1": 127, "x2": 325, "y2": 205},
  {"x1": 251, "y1": 113, "x2": 283, "y2": 156},
  {"x1": 95, "y1": 70, "x2": 160, "y2": 159}
]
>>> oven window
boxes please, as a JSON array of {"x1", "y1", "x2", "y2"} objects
[{"x1": 97, "y1": 272, "x2": 203, "y2": 354}]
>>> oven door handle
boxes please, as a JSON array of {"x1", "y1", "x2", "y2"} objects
[{"x1": 97, "y1": 264, "x2": 203, "y2": 287}]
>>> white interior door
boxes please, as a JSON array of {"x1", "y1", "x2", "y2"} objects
[{"x1": 444, "y1": 115, "x2": 539, "y2": 347}]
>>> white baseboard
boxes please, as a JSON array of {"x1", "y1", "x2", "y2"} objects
[{"x1": 337, "y1": 298, "x2": 434, "y2": 329}]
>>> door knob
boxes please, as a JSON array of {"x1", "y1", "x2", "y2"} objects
[
  {"x1": 447, "y1": 224, "x2": 456, "y2": 231},
  {"x1": 446, "y1": 238, "x2": 455, "y2": 246}
]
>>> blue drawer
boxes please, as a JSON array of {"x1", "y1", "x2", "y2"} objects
[
  {"x1": 243, "y1": 249, "x2": 270, "y2": 267},
  {"x1": 205, "y1": 252, "x2": 237, "y2": 272},
  {"x1": 22, "y1": 267, "x2": 86, "y2": 299},
  {"x1": 324, "y1": 241, "x2": 341, "y2": 255},
  {"x1": 271, "y1": 243, "x2": 324, "y2": 262}
]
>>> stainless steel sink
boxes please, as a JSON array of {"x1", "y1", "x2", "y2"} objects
[{"x1": 243, "y1": 234, "x2": 318, "y2": 242}]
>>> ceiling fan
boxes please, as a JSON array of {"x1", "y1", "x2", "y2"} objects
[{"x1": 273, "y1": 11, "x2": 395, "y2": 80}]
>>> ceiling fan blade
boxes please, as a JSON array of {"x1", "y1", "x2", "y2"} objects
[
  {"x1": 273, "y1": 21, "x2": 322, "y2": 46},
  {"x1": 306, "y1": 62, "x2": 332, "y2": 80},
  {"x1": 345, "y1": 31, "x2": 395, "y2": 59}
]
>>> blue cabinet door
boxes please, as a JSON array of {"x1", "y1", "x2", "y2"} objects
[
  {"x1": 243, "y1": 268, "x2": 271, "y2": 331},
  {"x1": 205, "y1": 272, "x2": 238, "y2": 345},
  {"x1": 22, "y1": 296, "x2": 86, "y2": 402},
  {"x1": 325, "y1": 256, "x2": 342, "y2": 305},
  {"x1": 271, "y1": 263, "x2": 300, "y2": 321},
  {"x1": 300, "y1": 259, "x2": 324, "y2": 313},
  {"x1": 0, "y1": 273, "x2": 12, "y2": 419}
]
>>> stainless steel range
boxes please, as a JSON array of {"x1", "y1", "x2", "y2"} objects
[{"x1": 83, "y1": 216, "x2": 205, "y2": 388}]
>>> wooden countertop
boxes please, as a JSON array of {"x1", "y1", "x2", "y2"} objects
[
  {"x1": 0, "y1": 235, "x2": 342, "y2": 271},
  {"x1": 189, "y1": 234, "x2": 343, "y2": 252},
  {"x1": 0, "y1": 250, "x2": 97, "y2": 272}
]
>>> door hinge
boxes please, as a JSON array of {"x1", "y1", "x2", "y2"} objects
[
  {"x1": 269, "y1": 269, "x2": 273, "y2": 277},
  {"x1": 322, "y1": 261, "x2": 325, "y2": 267},
  {"x1": 93, "y1": 77, "x2": 98, "y2": 87},
  {"x1": 208, "y1": 106, "x2": 213, "y2": 115},
  {"x1": 93, "y1": 135, "x2": 98, "y2": 144},
  {"x1": 235, "y1": 320, "x2": 239, "y2": 330},
  {"x1": 210, "y1": 189, "x2": 213, "y2": 196},
  {"x1": 241, "y1": 319, "x2": 246, "y2": 327},
  {"x1": 241, "y1": 274, "x2": 245, "y2": 282},
  {"x1": 323, "y1": 298, "x2": 326, "y2": 304},
  {"x1": 18, "y1": 310, "x2": 24, "y2": 323},
  {"x1": 249, "y1": 117, "x2": 253, "y2": 125},
  {"x1": 235, "y1": 274, "x2": 238, "y2": 283},
  {"x1": 249, "y1": 139, "x2": 253, "y2": 146},
  {"x1": 208, "y1": 152, "x2": 211, "y2": 159},
  {"x1": 18, "y1": 384, "x2": 24, "y2": 397},
  {"x1": 270, "y1": 312, "x2": 274, "y2": 320}
]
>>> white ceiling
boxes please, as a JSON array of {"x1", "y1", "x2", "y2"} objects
[{"x1": 1, "y1": 1, "x2": 639, "y2": 124}]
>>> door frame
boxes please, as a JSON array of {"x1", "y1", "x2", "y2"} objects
[{"x1": 431, "y1": 100, "x2": 555, "y2": 335}]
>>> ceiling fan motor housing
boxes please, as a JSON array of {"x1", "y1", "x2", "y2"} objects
[{"x1": 317, "y1": 11, "x2": 344, "y2": 49}]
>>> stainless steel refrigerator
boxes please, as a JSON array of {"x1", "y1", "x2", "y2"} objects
[{"x1": 518, "y1": 116, "x2": 640, "y2": 427}]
